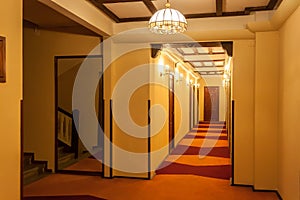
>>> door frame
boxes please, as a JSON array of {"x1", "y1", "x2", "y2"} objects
[
  {"x1": 169, "y1": 74, "x2": 175, "y2": 153},
  {"x1": 54, "y1": 55, "x2": 104, "y2": 176}
]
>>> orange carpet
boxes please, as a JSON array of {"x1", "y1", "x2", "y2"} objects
[
  {"x1": 65, "y1": 157, "x2": 102, "y2": 172},
  {"x1": 23, "y1": 122, "x2": 279, "y2": 200},
  {"x1": 24, "y1": 174, "x2": 279, "y2": 200}
]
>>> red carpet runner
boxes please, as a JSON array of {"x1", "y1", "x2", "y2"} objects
[{"x1": 156, "y1": 122, "x2": 231, "y2": 180}]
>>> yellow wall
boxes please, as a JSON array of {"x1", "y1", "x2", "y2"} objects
[
  {"x1": 104, "y1": 48, "x2": 150, "y2": 178},
  {"x1": 254, "y1": 31, "x2": 279, "y2": 190},
  {"x1": 150, "y1": 52, "x2": 197, "y2": 174},
  {"x1": 104, "y1": 45, "x2": 198, "y2": 178},
  {"x1": 23, "y1": 27, "x2": 100, "y2": 170},
  {"x1": 0, "y1": 1, "x2": 22, "y2": 199},
  {"x1": 278, "y1": 5, "x2": 300, "y2": 199},
  {"x1": 150, "y1": 54, "x2": 169, "y2": 173},
  {"x1": 232, "y1": 40, "x2": 255, "y2": 185}
]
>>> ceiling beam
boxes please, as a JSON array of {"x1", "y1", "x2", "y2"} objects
[
  {"x1": 267, "y1": 0, "x2": 281, "y2": 9},
  {"x1": 119, "y1": 17, "x2": 150, "y2": 22},
  {"x1": 196, "y1": 71, "x2": 224, "y2": 75},
  {"x1": 216, "y1": 0, "x2": 223, "y2": 16},
  {"x1": 193, "y1": 65, "x2": 224, "y2": 69},
  {"x1": 88, "y1": 0, "x2": 120, "y2": 22},
  {"x1": 100, "y1": 0, "x2": 144, "y2": 3},
  {"x1": 142, "y1": 0, "x2": 157, "y2": 14}
]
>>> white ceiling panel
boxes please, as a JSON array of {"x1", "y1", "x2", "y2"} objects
[
  {"x1": 196, "y1": 47, "x2": 210, "y2": 54},
  {"x1": 104, "y1": 2, "x2": 152, "y2": 18},
  {"x1": 184, "y1": 54, "x2": 226, "y2": 62},
  {"x1": 214, "y1": 61, "x2": 225, "y2": 66},
  {"x1": 153, "y1": 0, "x2": 216, "y2": 15},
  {"x1": 203, "y1": 62, "x2": 214, "y2": 67},
  {"x1": 225, "y1": 0, "x2": 269, "y2": 12},
  {"x1": 194, "y1": 67, "x2": 224, "y2": 72},
  {"x1": 191, "y1": 62, "x2": 203, "y2": 67},
  {"x1": 180, "y1": 48, "x2": 195, "y2": 54},
  {"x1": 211, "y1": 47, "x2": 225, "y2": 53}
]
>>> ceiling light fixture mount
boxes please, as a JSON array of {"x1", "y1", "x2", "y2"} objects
[{"x1": 148, "y1": 0, "x2": 187, "y2": 34}]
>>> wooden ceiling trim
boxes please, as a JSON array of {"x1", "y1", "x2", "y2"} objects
[
  {"x1": 142, "y1": 0, "x2": 157, "y2": 14},
  {"x1": 267, "y1": 0, "x2": 282, "y2": 10},
  {"x1": 197, "y1": 71, "x2": 224, "y2": 75},
  {"x1": 119, "y1": 17, "x2": 151, "y2": 22},
  {"x1": 216, "y1": 0, "x2": 223, "y2": 16},
  {"x1": 101, "y1": 0, "x2": 143, "y2": 3},
  {"x1": 88, "y1": 0, "x2": 120, "y2": 22},
  {"x1": 194, "y1": 65, "x2": 224, "y2": 68},
  {"x1": 90, "y1": 0, "x2": 282, "y2": 23},
  {"x1": 244, "y1": 6, "x2": 268, "y2": 15}
]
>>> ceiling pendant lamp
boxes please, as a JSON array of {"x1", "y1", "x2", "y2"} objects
[{"x1": 148, "y1": 0, "x2": 187, "y2": 34}]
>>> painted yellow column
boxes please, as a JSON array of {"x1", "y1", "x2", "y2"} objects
[{"x1": 254, "y1": 31, "x2": 279, "y2": 190}]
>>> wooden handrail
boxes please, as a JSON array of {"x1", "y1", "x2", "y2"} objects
[{"x1": 58, "y1": 107, "x2": 73, "y2": 118}]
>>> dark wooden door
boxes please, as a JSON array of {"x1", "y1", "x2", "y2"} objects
[
  {"x1": 169, "y1": 74, "x2": 175, "y2": 152},
  {"x1": 204, "y1": 86, "x2": 219, "y2": 121}
]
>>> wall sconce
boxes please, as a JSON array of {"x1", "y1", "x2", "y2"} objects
[
  {"x1": 160, "y1": 64, "x2": 172, "y2": 77},
  {"x1": 178, "y1": 73, "x2": 184, "y2": 82},
  {"x1": 223, "y1": 79, "x2": 230, "y2": 87},
  {"x1": 186, "y1": 78, "x2": 194, "y2": 86},
  {"x1": 186, "y1": 76, "x2": 190, "y2": 86},
  {"x1": 194, "y1": 83, "x2": 200, "y2": 88},
  {"x1": 175, "y1": 68, "x2": 184, "y2": 83},
  {"x1": 160, "y1": 65, "x2": 173, "y2": 76}
]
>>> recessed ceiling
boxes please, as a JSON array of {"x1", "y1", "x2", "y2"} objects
[
  {"x1": 104, "y1": 2, "x2": 152, "y2": 18},
  {"x1": 153, "y1": 0, "x2": 216, "y2": 15},
  {"x1": 165, "y1": 42, "x2": 232, "y2": 76},
  {"x1": 88, "y1": 0, "x2": 282, "y2": 23}
]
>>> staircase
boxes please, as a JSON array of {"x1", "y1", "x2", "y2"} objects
[
  {"x1": 58, "y1": 143, "x2": 76, "y2": 170},
  {"x1": 23, "y1": 153, "x2": 52, "y2": 185}
]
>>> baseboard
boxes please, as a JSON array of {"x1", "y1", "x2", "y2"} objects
[
  {"x1": 231, "y1": 183, "x2": 282, "y2": 200},
  {"x1": 253, "y1": 189, "x2": 283, "y2": 200},
  {"x1": 56, "y1": 170, "x2": 102, "y2": 176},
  {"x1": 113, "y1": 176, "x2": 149, "y2": 180}
]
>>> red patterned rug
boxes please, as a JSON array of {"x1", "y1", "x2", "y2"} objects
[{"x1": 156, "y1": 122, "x2": 231, "y2": 180}]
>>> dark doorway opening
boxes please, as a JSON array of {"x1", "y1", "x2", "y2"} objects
[{"x1": 204, "y1": 86, "x2": 220, "y2": 121}]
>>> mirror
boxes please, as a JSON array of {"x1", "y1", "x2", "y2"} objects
[{"x1": 55, "y1": 55, "x2": 104, "y2": 175}]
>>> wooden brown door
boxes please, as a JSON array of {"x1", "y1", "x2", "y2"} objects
[
  {"x1": 169, "y1": 74, "x2": 175, "y2": 152},
  {"x1": 204, "y1": 86, "x2": 219, "y2": 121}
]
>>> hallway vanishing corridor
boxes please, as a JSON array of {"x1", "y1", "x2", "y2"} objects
[
  {"x1": 24, "y1": 122, "x2": 279, "y2": 200},
  {"x1": 156, "y1": 122, "x2": 231, "y2": 180}
]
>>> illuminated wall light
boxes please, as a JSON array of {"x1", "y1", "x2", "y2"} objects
[
  {"x1": 223, "y1": 73, "x2": 230, "y2": 80},
  {"x1": 179, "y1": 73, "x2": 184, "y2": 81},
  {"x1": 194, "y1": 83, "x2": 200, "y2": 88},
  {"x1": 186, "y1": 76, "x2": 190, "y2": 86},
  {"x1": 175, "y1": 67, "x2": 182, "y2": 82},
  {"x1": 159, "y1": 64, "x2": 171, "y2": 77},
  {"x1": 158, "y1": 57, "x2": 165, "y2": 76},
  {"x1": 165, "y1": 65, "x2": 170, "y2": 73}
]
